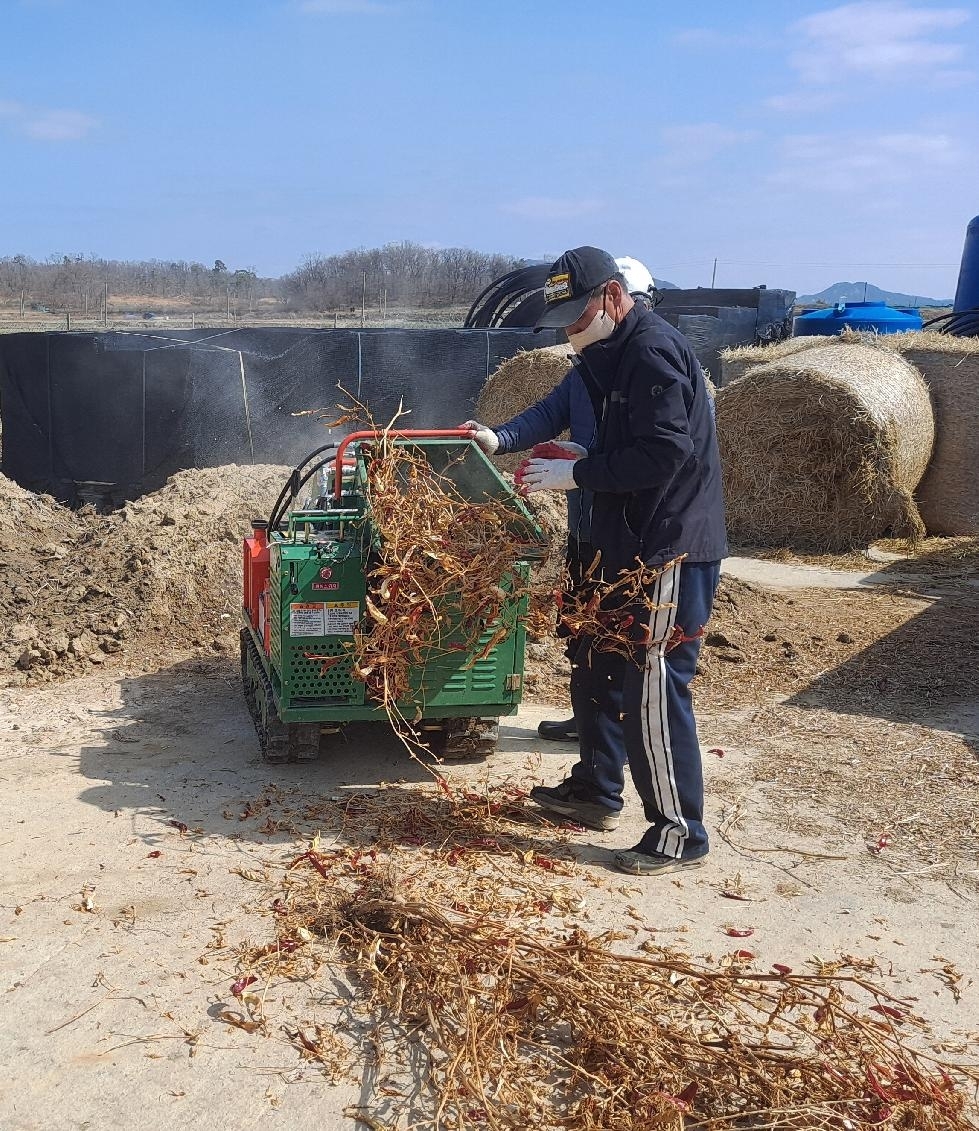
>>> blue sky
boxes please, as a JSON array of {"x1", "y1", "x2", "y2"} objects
[{"x1": 1, "y1": 0, "x2": 976, "y2": 298}]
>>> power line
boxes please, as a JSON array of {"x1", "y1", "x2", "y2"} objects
[
  {"x1": 691, "y1": 261, "x2": 958, "y2": 269},
  {"x1": 654, "y1": 261, "x2": 957, "y2": 269}
]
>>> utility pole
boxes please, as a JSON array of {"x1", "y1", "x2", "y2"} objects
[
  {"x1": 361, "y1": 271, "x2": 367, "y2": 328},
  {"x1": 711, "y1": 258, "x2": 718, "y2": 288},
  {"x1": 102, "y1": 280, "x2": 108, "y2": 324}
]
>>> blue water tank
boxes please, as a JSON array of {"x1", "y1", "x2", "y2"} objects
[
  {"x1": 953, "y1": 214, "x2": 979, "y2": 312},
  {"x1": 793, "y1": 301, "x2": 923, "y2": 336}
]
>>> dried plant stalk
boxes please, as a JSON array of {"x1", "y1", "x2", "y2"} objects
[
  {"x1": 557, "y1": 553, "x2": 683, "y2": 660},
  {"x1": 347, "y1": 406, "x2": 544, "y2": 749},
  {"x1": 226, "y1": 785, "x2": 979, "y2": 1131}
]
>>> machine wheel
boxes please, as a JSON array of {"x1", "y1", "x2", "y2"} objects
[
  {"x1": 241, "y1": 628, "x2": 321, "y2": 763},
  {"x1": 422, "y1": 717, "x2": 499, "y2": 760}
]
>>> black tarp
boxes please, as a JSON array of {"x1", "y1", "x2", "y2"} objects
[{"x1": 0, "y1": 327, "x2": 559, "y2": 503}]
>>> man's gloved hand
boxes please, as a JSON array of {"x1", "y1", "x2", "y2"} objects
[
  {"x1": 531, "y1": 440, "x2": 588, "y2": 459},
  {"x1": 521, "y1": 457, "x2": 581, "y2": 493},
  {"x1": 459, "y1": 420, "x2": 500, "y2": 455}
]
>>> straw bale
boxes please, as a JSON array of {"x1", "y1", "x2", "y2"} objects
[
  {"x1": 881, "y1": 329, "x2": 979, "y2": 356},
  {"x1": 476, "y1": 345, "x2": 575, "y2": 471},
  {"x1": 716, "y1": 342, "x2": 934, "y2": 550},
  {"x1": 887, "y1": 344, "x2": 979, "y2": 534},
  {"x1": 720, "y1": 336, "x2": 827, "y2": 387}
]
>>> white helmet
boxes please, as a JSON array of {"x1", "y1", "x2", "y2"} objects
[{"x1": 615, "y1": 256, "x2": 655, "y2": 297}]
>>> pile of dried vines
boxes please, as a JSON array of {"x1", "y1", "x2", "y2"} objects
[
  {"x1": 225, "y1": 785, "x2": 979, "y2": 1130},
  {"x1": 351, "y1": 426, "x2": 543, "y2": 739},
  {"x1": 557, "y1": 553, "x2": 683, "y2": 660}
]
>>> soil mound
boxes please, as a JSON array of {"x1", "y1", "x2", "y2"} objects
[
  {"x1": 115, "y1": 464, "x2": 288, "y2": 645},
  {"x1": 0, "y1": 473, "x2": 144, "y2": 684},
  {"x1": 0, "y1": 463, "x2": 569, "y2": 689},
  {"x1": 0, "y1": 466, "x2": 288, "y2": 687}
]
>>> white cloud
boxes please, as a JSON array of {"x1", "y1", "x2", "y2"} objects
[
  {"x1": 502, "y1": 197, "x2": 601, "y2": 221},
  {"x1": 770, "y1": 130, "x2": 965, "y2": 193},
  {"x1": 788, "y1": 1, "x2": 971, "y2": 84},
  {"x1": 0, "y1": 99, "x2": 97, "y2": 140}
]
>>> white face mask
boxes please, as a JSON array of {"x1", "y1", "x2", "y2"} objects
[{"x1": 567, "y1": 308, "x2": 616, "y2": 353}]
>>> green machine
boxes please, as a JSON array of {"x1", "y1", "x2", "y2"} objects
[{"x1": 241, "y1": 430, "x2": 545, "y2": 762}]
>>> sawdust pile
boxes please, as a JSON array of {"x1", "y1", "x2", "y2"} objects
[
  {"x1": 0, "y1": 475, "x2": 149, "y2": 685},
  {"x1": 114, "y1": 464, "x2": 288, "y2": 640},
  {"x1": 475, "y1": 345, "x2": 576, "y2": 471},
  {"x1": 0, "y1": 466, "x2": 287, "y2": 687},
  {"x1": 716, "y1": 342, "x2": 935, "y2": 550}
]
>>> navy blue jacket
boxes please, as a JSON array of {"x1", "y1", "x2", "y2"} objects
[
  {"x1": 571, "y1": 305, "x2": 727, "y2": 572},
  {"x1": 493, "y1": 366, "x2": 597, "y2": 540},
  {"x1": 494, "y1": 367, "x2": 596, "y2": 453}
]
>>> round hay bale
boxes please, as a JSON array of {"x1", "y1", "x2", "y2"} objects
[
  {"x1": 720, "y1": 336, "x2": 828, "y2": 387},
  {"x1": 715, "y1": 342, "x2": 934, "y2": 550},
  {"x1": 476, "y1": 345, "x2": 575, "y2": 471},
  {"x1": 894, "y1": 344, "x2": 979, "y2": 534}
]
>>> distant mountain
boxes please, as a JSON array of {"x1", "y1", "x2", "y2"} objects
[
  {"x1": 654, "y1": 278, "x2": 680, "y2": 290},
  {"x1": 797, "y1": 281, "x2": 952, "y2": 308}
]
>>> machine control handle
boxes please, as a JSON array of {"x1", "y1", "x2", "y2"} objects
[{"x1": 333, "y1": 428, "x2": 476, "y2": 500}]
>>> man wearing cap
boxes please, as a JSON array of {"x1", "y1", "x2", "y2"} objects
[
  {"x1": 521, "y1": 246, "x2": 726, "y2": 877},
  {"x1": 461, "y1": 256, "x2": 659, "y2": 743}
]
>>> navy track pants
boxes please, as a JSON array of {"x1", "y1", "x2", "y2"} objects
[{"x1": 569, "y1": 558, "x2": 721, "y2": 859}]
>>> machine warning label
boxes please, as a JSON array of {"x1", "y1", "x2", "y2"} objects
[
  {"x1": 324, "y1": 601, "x2": 360, "y2": 635},
  {"x1": 289, "y1": 603, "x2": 326, "y2": 637}
]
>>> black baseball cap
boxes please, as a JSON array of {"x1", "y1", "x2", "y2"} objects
[{"x1": 534, "y1": 246, "x2": 618, "y2": 330}]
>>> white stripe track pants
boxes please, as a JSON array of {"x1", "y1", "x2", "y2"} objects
[{"x1": 569, "y1": 558, "x2": 721, "y2": 859}]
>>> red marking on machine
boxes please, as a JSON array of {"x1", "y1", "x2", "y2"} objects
[
  {"x1": 319, "y1": 567, "x2": 333, "y2": 580},
  {"x1": 312, "y1": 582, "x2": 340, "y2": 591}
]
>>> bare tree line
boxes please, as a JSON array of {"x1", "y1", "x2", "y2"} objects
[
  {"x1": 280, "y1": 243, "x2": 520, "y2": 310},
  {"x1": 0, "y1": 254, "x2": 269, "y2": 316},
  {"x1": 0, "y1": 242, "x2": 522, "y2": 316}
]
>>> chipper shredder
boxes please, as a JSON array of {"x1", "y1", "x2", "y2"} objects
[{"x1": 241, "y1": 430, "x2": 546, "y2": 762}]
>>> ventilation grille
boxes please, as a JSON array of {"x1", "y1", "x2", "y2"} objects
[
  {"x1": 434, "y1": 654, "x2": 500, "y2": 694},
  {"x1": 287, "y1": 643, "x2": 359, "y2": 701}
]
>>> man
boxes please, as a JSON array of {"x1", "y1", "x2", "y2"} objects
[
  {"x1": 521, "y1": 246, "x2": 726, "y2": 877},
  {"x1": 462, "y1": 257, "x2": 659, "y2": 743}
]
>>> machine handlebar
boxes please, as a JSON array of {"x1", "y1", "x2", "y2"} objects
[{"x1": 333, "y1": 429, "x2": 476, "y2": 500}]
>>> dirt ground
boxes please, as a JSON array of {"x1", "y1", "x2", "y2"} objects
[{"x1": 1, "y1": 468, "x2": 977, "y2": 1129}]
